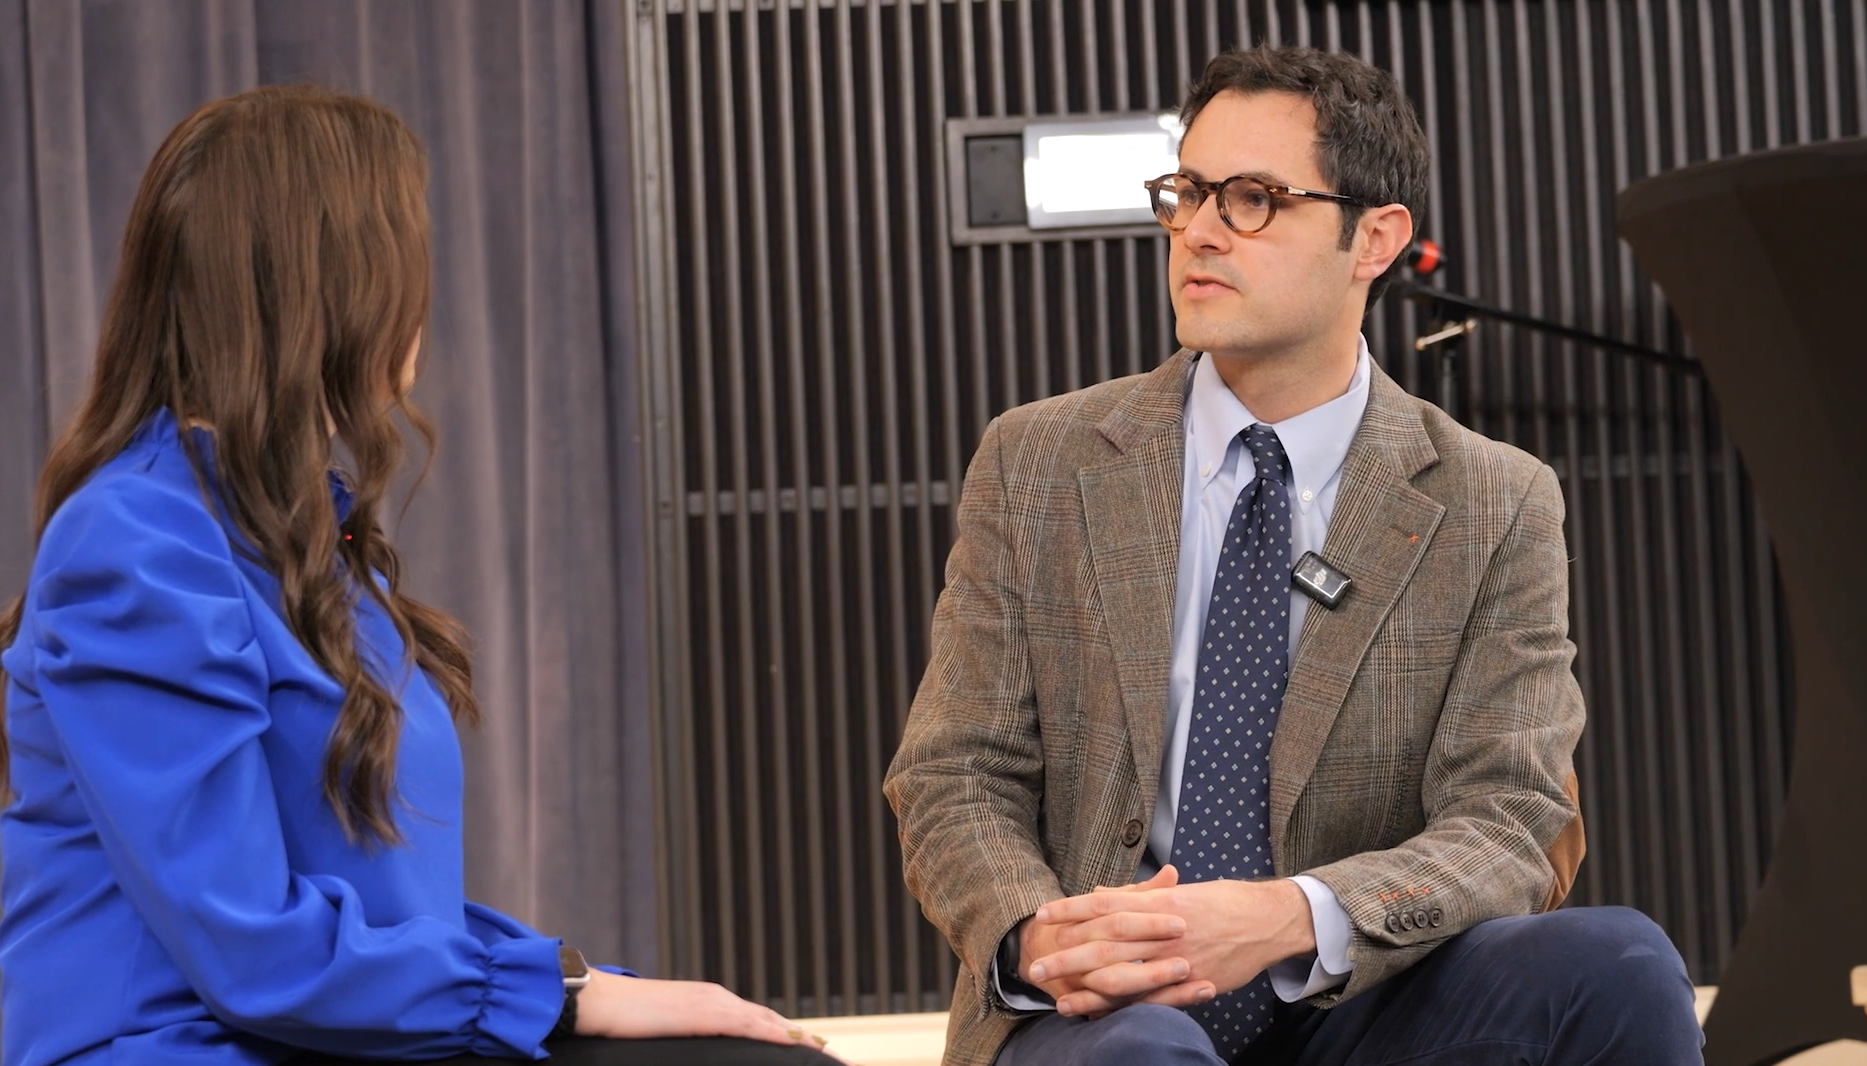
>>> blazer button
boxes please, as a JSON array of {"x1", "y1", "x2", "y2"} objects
[
  {"x1": 1385, "y1": 914, "x2": 1402, "y2": 934},
  {"x1": 1428, "y1": 907, "x2": 1445, "y2": 928},
  {"x1": 1121, "y1": 819, "x2": 1145, "y2": 847},
  {"x1": 1399, "y1": 910, "x2": 1415, "y2": 931},
  {"x1": 1414, "y1": 908, "x2": 1429, "y2": 930}
]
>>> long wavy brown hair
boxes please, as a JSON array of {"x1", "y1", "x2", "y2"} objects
[{"x1": 0, "y1": 85, "x2": 479, "y2": 844}]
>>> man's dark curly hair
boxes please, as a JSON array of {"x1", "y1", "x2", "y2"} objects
[{"x1": 1180, "y1": 46, "x2": 1430, "y2": 307}]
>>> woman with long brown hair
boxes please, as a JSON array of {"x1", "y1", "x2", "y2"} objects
[{"x1": 0, "y1": 85, "x2": 834, "y2": 1066}]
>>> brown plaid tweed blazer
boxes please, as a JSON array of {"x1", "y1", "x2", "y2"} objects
[{"x1": 884, "y1": 350, "x2": 1587, "y2": 1066}]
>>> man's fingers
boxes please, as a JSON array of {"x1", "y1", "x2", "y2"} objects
[
  {"x1": 1029, "y1": 938, "x2": 1179, "y2": 982},
  {"x1": 1055, "y1": 976, "x2": 1214, "y2": 1018},
  {"x1": 1092, "y1": 866, "x2": 1178, "y2": 894},
  {"x1": 1051, "y1": 987, "x2": 1131, "y2": 1017},
  {"x1": 1141, "y1": 864, "x2": 1180, "y2": 889},
  {"x1": 1051, "y1": 911, "x2": 1185, "y2": 948},
  {"x1": 1131, "y1": 978, "x2": 1219, "y2": 1009},
  {"x1": 1033, "y1": 890, "x2": 1116, "y2": 921},
  {"x1": 1035, "y1": 889, "x2": 1169, "y2": 925},
  {"x1": 1076, "y1": 957, "x2": 1191, "y2": 998},
  {"x1": 1057, "y1": 976, "x2": 1217, "y2": 1015},
  {"x1": 1042, "y1": 866, "x2": 1185, "y2": 917}
]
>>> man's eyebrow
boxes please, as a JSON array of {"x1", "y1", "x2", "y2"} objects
[{"x1": 1179, "y1": 167, "x2": 1290, "y2": 186}]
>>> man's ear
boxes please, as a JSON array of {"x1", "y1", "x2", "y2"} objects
[{"x1": 1355, "y1": 204, "x2": 1414, "y2": 282}]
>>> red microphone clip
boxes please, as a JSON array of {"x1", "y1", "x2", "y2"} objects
[{"x1": 1405, "y1": 238, "x2": 1444, "y2": 275}]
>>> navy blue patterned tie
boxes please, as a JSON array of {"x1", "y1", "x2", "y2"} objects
[{"x1": 1168, "y1": 423, "x2": 1293, "y2": 1060}]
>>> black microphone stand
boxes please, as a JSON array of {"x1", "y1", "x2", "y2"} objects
[{"x1": 1385, "y1": 277, "x2": 1700, "y2": 423}]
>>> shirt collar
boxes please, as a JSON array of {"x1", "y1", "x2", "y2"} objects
[
  {"x1": 140, "y1": 407, "x2": 356, "y2": 522},
  {"x1": 1185, "y1": 336, "x2": 1373, "y2": 507},
  {"x1": 329, "y1": 470, "x2": 356, "y2": 523}
]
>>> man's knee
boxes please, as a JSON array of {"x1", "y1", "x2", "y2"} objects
[
  {"x1": 1568, "y1": 905, "x2": 1687, "y2": 961},
  {"x1": 998, "y1": 1004, "x2": 1219, "y2": 1066},
  {"x1": 1113, "y1": 1005, "x2": 1211, "y2": 1040},
  {"x1": 1463, "y1": 906, "x2": 1694, "y2": 1011},
  {"x1": 1423, "y1": 907, "x2": 1700, "y2": 1062},
  {"x1": 1516, "y1": 906, "x2": 1685, "y2": 971},
  {"x1": 1081, "y1": 1005, "x2": 1217, "y2": 1064},
  {"x1": 1562, "y1": 906, "x2": 1693, "y2": 1001}
]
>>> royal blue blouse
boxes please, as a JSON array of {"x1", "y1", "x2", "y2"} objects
[{"x1": 0, "y1": 411, "x2": 565, "y2": 1065}]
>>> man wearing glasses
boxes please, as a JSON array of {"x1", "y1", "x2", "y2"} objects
[{"x1": 886, "y1": 45, "x2": 1701, "y2": 1066}]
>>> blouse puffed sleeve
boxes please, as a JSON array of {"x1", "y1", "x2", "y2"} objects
[{"x1": 23, "y1": 477, "x2": 563, "y2": 1058}]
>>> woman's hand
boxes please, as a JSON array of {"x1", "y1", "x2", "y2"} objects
[{"x1": 573, "y1": 970, "x2": 830, "y2": 1050}]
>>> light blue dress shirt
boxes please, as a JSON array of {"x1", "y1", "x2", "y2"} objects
[{"x1": 994, "y1": 340, "x2": 1371, "y2": 1011}]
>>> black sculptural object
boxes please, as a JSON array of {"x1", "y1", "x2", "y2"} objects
[{"x1": 1620, "y1": 139, "x2": 1867, "y2": 1066}]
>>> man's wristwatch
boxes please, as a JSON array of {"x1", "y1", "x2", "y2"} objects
[
  {"x1": 549, "y1": 944, "x2": 592, "y2": 1040},
  {"x1": 999, "y1": 926, "x2": 1023, "y2": 983}
]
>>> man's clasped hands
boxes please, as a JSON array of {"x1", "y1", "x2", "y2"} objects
[{"x1": 1015, "y1": 865, "x2": 1320, "y2": 1018}]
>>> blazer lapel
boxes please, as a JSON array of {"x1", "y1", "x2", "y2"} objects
[
  {"x1": 1270, "y1": 369, "x2": 1446, "y2": 848},
  {"x1": 1080, "y1": 351, "x2": 1194, "y2": 801}
]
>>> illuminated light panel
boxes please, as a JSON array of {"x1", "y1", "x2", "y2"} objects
[{"x1": 1022, "y1": 113, "x2": 1183, "y2": 230}]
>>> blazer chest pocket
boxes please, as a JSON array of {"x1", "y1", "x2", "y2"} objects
[
  {"x1": 1350, "y1": 620, "x2": 1465, "y2": 756},
  {"x1": 1362, "y1": 618, "x2": 1464, "y2": 678}
]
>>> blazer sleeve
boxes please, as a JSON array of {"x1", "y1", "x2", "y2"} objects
[
  {"x1": 883, "y1": 418, "x2": 1064, "y2": 1004},
  {"x1": 1302, "y1": 463, "x2": 1586, "y2": 1001},
  {"x1": 25, "y1": 479, "x2": 562, "y2": 1059}
]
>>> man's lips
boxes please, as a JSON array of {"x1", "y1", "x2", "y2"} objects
[{"x1": 1181, "y1": 272, "x2": 1237, "y2": 294}]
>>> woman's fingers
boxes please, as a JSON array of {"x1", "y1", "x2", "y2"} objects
[
  {"x1": 745, "y1": 1000, "x2": 830, "y2": 1048},
  {"x1": 576, "y1": 973, "x2": 834, "y2": 1051}
]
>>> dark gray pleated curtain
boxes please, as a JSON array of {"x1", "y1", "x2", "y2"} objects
[{"x1": 0, "y1": 0, "x2": 658, "y2": 979}]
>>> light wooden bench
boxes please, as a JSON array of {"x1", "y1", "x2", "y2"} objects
[
  {"x1": 793, "y1": 1011, "x2": 947, "y2": 1066},
  {"x1": 797, "y1": 991, "x2": 1867, "y2": 1066}
]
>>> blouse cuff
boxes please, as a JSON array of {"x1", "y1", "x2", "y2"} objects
[{"x1": 472, "y1": 935, "x2": 565, "y2": 1058}]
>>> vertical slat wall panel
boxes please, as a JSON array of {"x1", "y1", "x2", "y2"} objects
[
  {"x1": 631, "y1": 0, "x2": 1857, "y2": 1012},
  {"x1": 767, "y1": 0, "x2": 831, "y2": 1013},
  {"x1": 740, "y1": 0, "x2": 794, "y2": 1008}
]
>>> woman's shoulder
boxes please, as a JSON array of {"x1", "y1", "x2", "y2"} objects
[
  {"x1": 48, "y1": 454, "x2": 216, "y2": 538},
  {"x1": 8, "y1": 425, "x2": 259, "y2": 688},
  {"x1": 33, "y1": 425, "x2": 238, "y2": 596}
]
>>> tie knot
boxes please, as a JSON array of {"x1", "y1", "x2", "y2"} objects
[{"x1": 1243, "y1": 424, "x2": 1290, "y2": 485}]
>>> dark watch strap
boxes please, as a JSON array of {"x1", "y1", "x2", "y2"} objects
[
  {"x1": 998, "y1": 926, "x2": 1023, "y2": 981},
  {"x1": 548, "y1": 991, "x2": 579, "y2": 1041}
]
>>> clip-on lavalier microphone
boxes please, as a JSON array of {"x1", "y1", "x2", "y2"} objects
[{"x1": 1291, "y1": 551, "x2": 1352, "y2": 609}]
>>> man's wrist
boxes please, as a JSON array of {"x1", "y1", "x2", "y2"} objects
[
  {"x1": 995, "y1": 923, "x2": 1058, "y2": 1009},
  {"x1": 1273, "y1": 878, "x2": 1318, "y2": 956}
]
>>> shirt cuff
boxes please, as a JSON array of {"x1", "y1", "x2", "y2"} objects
[
  {"x1": 1267, "y1": 875, "x2": 1356, "y2": 1001},
  {"x1": 992, "y1": 929, "x2": 1057, "y2": 1012}
]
